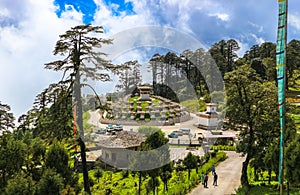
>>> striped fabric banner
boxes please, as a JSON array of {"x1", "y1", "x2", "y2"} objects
[{"x1": 276, "y1": 0, "x2": 287, "y2": 186}]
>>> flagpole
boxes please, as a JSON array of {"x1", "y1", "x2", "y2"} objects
[{"x1": 276, "y1": 0, "x2": 288, "y2": 194}]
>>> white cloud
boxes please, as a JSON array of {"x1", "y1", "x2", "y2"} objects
[
  {"x1": 209, "y1": 13, "x2": 230, "y2": 21},
  {"x1": 250, "y1": 33, "x2": 265, "y2": 45},
  {"x1": 248, "y1": 21, "x2": 263, "y2": 33},
  {"x1": 289, "y1": 13, "x2": 300, "y2": 30},
  {"x1": 0, "y1": 0, "x2": 85, "y2": 117},
  {"x1": 60, "y1": 4, "x2": 84, "y2": 22},
  {"x1": 0, "y1": 7, "x2": 10, "y2": 18},
  {"x1": 235, "y1": 39, "x2": 249, "y2": 57},
  {"x1": 93, "y1": 0, "x2": 156, "y2": 35}
]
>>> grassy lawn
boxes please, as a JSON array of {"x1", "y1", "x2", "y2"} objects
[
  {"x1": 236, "y1": 185, "x2": 300, "y2": 195},
  {"x1": 288, "y1": 87, "x2": 300, "y2": 92},
  {"x1": 129, "y1": 96, "x2": 162, "y2": 112},
  {"x1": 180, "y1": 99, "x2": 206, "y2": 113},
  {"x1": 83, "y1": 111, "x2": 95, "y2": 133}
]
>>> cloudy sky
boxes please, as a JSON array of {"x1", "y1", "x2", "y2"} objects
[{"x1": 1, "y1": 0, "x2": 300, "y2": 118}]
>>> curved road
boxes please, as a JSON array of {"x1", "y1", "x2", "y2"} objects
[{"x1": 188, "y1": 151, "x2": 245, "y2": 195}]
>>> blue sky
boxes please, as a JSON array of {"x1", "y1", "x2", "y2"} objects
[{"x1": 0, "y1": 0, "x2": 300, "y2": 118}]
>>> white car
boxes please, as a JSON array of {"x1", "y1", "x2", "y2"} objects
[{"x1": 180, "y1": 128, "x2": 191, "y2": 135}]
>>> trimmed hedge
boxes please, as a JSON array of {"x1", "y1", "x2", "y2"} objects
[{"x1": 211, "y1": 145, "x2": 236, "y2": 151}]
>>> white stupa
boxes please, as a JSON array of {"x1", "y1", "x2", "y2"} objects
[{"x1": 196, "y1": 103, "x2": 220, "y2": 130}]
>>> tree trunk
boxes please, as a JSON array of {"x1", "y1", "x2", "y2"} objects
[
  {"x1": 254, "y1": 167, "x2": 258, "y2": 181},
  {"x1": 241, "y1": 155, "x2": 250, "y2": 190},
  {"x1": 79, "y1": 138, "x2": 91, "y2": 194},
  {"x1": 74, "y1": 73, "x2": 91, "y2": 194},
  {"x1": 268, "y1": 169, "x2": 271, "y2": 185},
  {"x1": 166, "y1": 180, "x2": 168, "y2": 191},
  {"x1": 138, "y1": 172, "x2": 141, "y2": 195},
  {"x1": 152, "y1": 176, "x2": 155, "y2": 195}
]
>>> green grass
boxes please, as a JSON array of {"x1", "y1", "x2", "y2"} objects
[
  {"x1": 83, "y1": 111, "x2": 96, "y2": 133},
  {"x1": 211, "y1": 145, "x2": 236, "y2": 151},
  {"x1": 129, "y1": 96, "x2": 161, "y2": 113},
  {"x1": 289, "y1": 114, "x2": 300, "y2": 122},
  {"x1": 288, "y1": 87, "x2": 300, "y2": 92},
  {"x1": 151, "y1": 98, "x2": 160, "y2": 105},
  {"x1": 180, "y1": 99, "x2": 206, "y2": 113},
  {"x1": 236, "y1": 185, "x2": 300, "y2": 195},
  {"x1": 239, "y1": 162, "x2": 300, "y2": 195}
]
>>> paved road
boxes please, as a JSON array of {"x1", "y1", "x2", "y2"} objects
[
  {"x1": 87, "y1": 110, "x2": 101, "y2": 127},
  {"x1": 188, "y1": 151, "x2": 245, "y2": 195}
]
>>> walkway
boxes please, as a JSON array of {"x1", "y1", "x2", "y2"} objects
[{"x1": 188, "y1": 151, "x2": 245, "y2": 195}]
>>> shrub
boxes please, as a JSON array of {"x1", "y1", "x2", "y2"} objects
[{"x1": 211, "y1": 145, "x2": 236, "y2": 151}]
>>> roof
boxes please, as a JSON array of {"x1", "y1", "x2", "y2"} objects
[
  {"x1": 138, "y1": 85, "x2": 152, "y2": 90},
  {"x1": 206, "y1": 103, "x2": 218, "y2": 106},
  {"x1": 97, "y1": 131, "x2": 146, "y2": 149},
  {"x1": 203, "y1": 131, "x2": 236, "y2": 139}
]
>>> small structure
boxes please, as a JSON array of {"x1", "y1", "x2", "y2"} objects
[
  {"x1": 196, "y1": 103, "x2": 220, "y2": 130},
  {"x1": 97, "y1": 131, "x2": 146, "y2": 169},
  {"x1": 138, "y1": 85, "x2": 152, "y2": 101},
  {"x1": 202, "y1": 130, "x2": 236, "y2": 146}
]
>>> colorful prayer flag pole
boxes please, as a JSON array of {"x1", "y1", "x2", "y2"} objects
[{"x1": 276, "y1": 0, "x2": 287, "y2": 191}]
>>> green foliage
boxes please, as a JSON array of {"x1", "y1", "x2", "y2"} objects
[
  {"x1": 45, "y1": 142, "x2": 72, "y2": 184},
  {"x1": 5, "y1": 174, "x2": 35, "y2": 195},
  {"x1": 116, "y1": 61, "x2": 142, "y2": 95},
  {"x1": 36, "y1": 169, "x2": 64, "y2": 195},
  {"x1": 236, "y1": 185, "x2": 300, "y2": 195},
  {"x1": 0, "y1": 132, "x2": 26, "y2": 186},
  {"x1": 180, "y1": 99, "x2": 206, "y2": 112},
  {"x1": 224, "y1": 65, "x2": 280, "y2": 187},
  {"x1": 32, "y1": 86, "x2": 73, "y2": 141},
  {"x1": 211, "y1": 145, "x2": 236, "y2": 151},
  {"x1": 0, "y1": 101, "x2": 15, "y2": 131},
  {"x1": 83, "y1": 111, "x2": 95, "y2": 133},
  {"x1": 137, "y1": 126, "x2": 161, "y2": 137},
  {"x1": 285, "y1": 134, "x2": 300, "y2": 184},
  {"x1": 183, "y1": 152, "x2": 198, "y2": 179},
  {"x1": 87, "y1": 152, "x2": 227, "y2": 195},
  {"x1": 93, "y1": 169, "x2": 103, "y2": 182}
]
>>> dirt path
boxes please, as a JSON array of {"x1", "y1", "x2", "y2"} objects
[{"x1": 188, "y1": 151, "x2": 245, "y2": 195}]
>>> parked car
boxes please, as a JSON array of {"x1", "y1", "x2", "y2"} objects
[
  {"x1": 96, "y1": 128, "x2": 106, "y2": 134},
  {"x1": 168, "y1": 133, "x2": 179, "y2": 138},
  {"x1": 106, "y1": 124, "x2": 114, "y2": 132},
  {"x1": 172, "y1": 130, "x2": 183, "y2": 136},
  {"x1": 113, "y1": 124, "x2": 123, "y2": 131},
  {"x1": 180, "y1": 128, "x2": 191, "y2": 135}
]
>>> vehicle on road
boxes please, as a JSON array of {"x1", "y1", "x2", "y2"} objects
[
  {"x1": 113, "y1": 124, "x2": 123, "y2": 131},
  {"x1": 168, "y1": 133, "x2": 179, "y2": 138},
  {"x1": 171, "y1": 130, "x2": 183, "y2": 136},
  {"x1": 180, "y1": 128, "x2": 191, "y2": 135},
  {"x1": 96, "y1": 128, "x2": 106, "y2": 134},
  {"x1": 106, "y1": 124, "x2": 114, "y2": 132}
]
